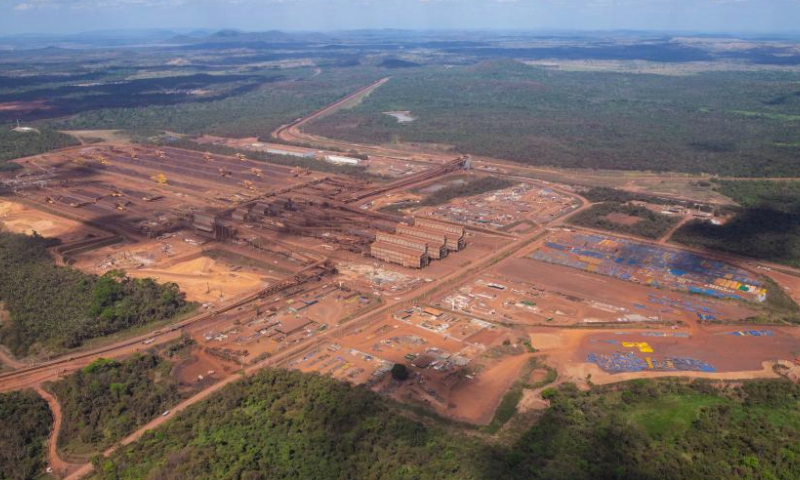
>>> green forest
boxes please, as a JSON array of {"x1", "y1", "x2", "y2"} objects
[
  {"x1": 307, "y1": 61, "x2": 800, "y2": 177},
  {"x1": 0, "y1": 390, "x2": 52, "y2": 480},
  {"x1": 48, "y1": 354, "x2": 184, "y2": 457},
  {"x1": 89, "y1": 368, "x2": 483, "y2": 480},
  {"x1": 672, "y1": 180, "x2": 800, "y2": 267},
  {"x1": 569, "y1": 202, "x2": 679, "y2": 239},
  {"x1": 0, "y1": 231, "x2": 193, "y2": 357},
  {"x1": 0, "y1": 127, "x2": 79, "y2": 168},
  {"x1": 48, "y1": 68, "x2": 382, "y2": 141},
  {"x1": 86, "y1": 368, "x2": 800, "y2": 480}
]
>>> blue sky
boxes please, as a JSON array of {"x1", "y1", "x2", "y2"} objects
[{"x1": 1, "y1": 0, "x2": 799, "y2": 35}]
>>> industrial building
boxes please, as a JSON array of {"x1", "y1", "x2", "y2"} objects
[
  {"x1": 266, "y1": 148, "x2": 316, "y2": 159},
  {"x1": 378, "y1": 230, "x2": 447, "y2": 260},
  {"x1": 375, "y1": 232, "x2": 429, "y2": 255},
  {"x1": 414, "y1": 218, "x2": 466, "y2": 251},
  {"x1": 397, "y1": 224, "x2": 464, "y2": 253},
  {"x1": 370, "y1": 242, "x2": 429, "y2": 269},
  {"x1": 371, "y1": 216, "x2": 465, "y2": 268},
  {"x1": 325, "y1": 155, "x2": 362, "y2": 166}
]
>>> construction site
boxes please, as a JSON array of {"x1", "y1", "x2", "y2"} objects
[
  {"x1": 413, "y1": 181, "x2": 580, "y2": 233},
  {"x1": 284, "y1": 305, "x2": 529, "y2": 425}
]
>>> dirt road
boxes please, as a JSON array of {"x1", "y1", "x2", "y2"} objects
[{"x1": 34, "y1": 386, "x2": 82, "y2": 479}]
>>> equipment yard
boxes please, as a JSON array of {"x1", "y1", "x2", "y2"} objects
[
  {"x1": 438, "y1": 258, "x2": 759, "y2": 327},
  {"x1": 414, "y1": 181, "x2": 580, "y2": 232},
  {"x1": 284, "y1": 306, "x2": 529, "y2": 424},
  {"x1": 532, "y1": 230, "x2": 768, "y2": 304}
]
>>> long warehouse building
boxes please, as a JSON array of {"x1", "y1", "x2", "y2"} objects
[
  {"x1": 413, "y1": 217, "x2": 466, "y2": 251},
  {"x1": 397, "y1": 225, "x2": 464, "y2": 252},
  {"x1": 370, "y1": 242, "x2": 429, "y2": 269},
  {"x1": 375, "y1": 232, "x2": 448, "y2": 260}
]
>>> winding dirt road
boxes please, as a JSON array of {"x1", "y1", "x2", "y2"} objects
[{"x1": 34, "y1": 386, "x2": 82, "y2": 479}]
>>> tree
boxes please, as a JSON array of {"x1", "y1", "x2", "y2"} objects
[{"x1": 391, "y1": 363, "x2": 410, "y2": 381}]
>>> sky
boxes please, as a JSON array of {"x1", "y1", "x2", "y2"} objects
[{"x1": 1, "y1": 0, "x2": 799, "y2": 36}]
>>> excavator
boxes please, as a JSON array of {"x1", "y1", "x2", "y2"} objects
[
  {"x1": 236, "y1": 153, "x2": 247, "y2": 162},
  {"x1": 156, "y1": 150, "x2": 167, "y2": 159},
  {"x1": 203, "y1": 152, "x2": 213, "y2": 162},
  {"x1": 250, "y1": 167, "x2": 263, "y2": 177}
]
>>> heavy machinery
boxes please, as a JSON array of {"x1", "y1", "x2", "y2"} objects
[
  {"x1": 110, "y1": 190, "x2": 123, "y2": 197},
  {"x1": 72, "y1": 157, "x2": 87, "y2": 166},
  {"x1": 250, "y1": 167, "x2": 263, "y2": 177},
  {"x1": 219, "y1": 168, "x2": 232, "y2": 178},
  {"x1": 243, "y1": 180, "x2": 256, "y2": 191},
  {"x1": 291, "y1": 166, "x2": 311, "y2": 177},
  {"x1": 150, "y1": 173, "x2": 168, "y2": 185},
  {"x1": 96, "y1": 156, "x2": 111, "y2": 166},
  {"x1": 156, "y1": 150, "x2": 167, "y2": 159},
  {"x1": 236, "y1": 153, "x2": 247, "y2": 161},
  {"x1": 131, "y1": 152, "x2": 139, "y2": 160},
  {"x1": 204, "y1": 152, "x2": 213, "y2": 162}
]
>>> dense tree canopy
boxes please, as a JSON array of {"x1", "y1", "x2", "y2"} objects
[
  {"x1": 673, "y1": 180, "x2": 800, "y2": 268},
  {"x1": 86, "y1": 368, "x2": 800, "y2": 480},
  {"x1": 0, "y1": 390, "x2": 52, "y2": 480},
  {"x1": 0, "y1": 231, "x2": 193, "y2": 356},
  {"x1": 0, "y1": 127, "x2": 78, "y2": 169},
  {"x1": 568, "y1": 202, "x2": 679, "y2": 239},
  {"x1": 48, "y1": 354, "x2": 184, "y2": 455},
  {"x1": 308, "y1": 62, "x2": 800, "y2": 177}
]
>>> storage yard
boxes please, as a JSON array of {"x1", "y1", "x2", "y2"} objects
[
  {"x1": 414, "y1": 181, "x2": 580, "y2": 232},
  {"x1": 532, "y1": 230, "x2": 768, "y2": 304},
  {"x1": 283, "y1": 306, "x2": 529, "y2": 424},
  {"x1": 579, "y1": 326, "x2": 800, "y2": 375},
  {"x1": 438, "y1": 258, "x2": 759, "y2": 327}
]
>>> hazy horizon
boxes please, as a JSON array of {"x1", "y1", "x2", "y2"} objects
[{"x1": 1, "y1": 0, "x2": 800, "y2": 37}]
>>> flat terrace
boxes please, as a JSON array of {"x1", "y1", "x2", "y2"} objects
[
  {"x1": 108, "y1": 146, "x2": 322, "y2": 195},
  {"x1": 9, "y1": 145, "x2": 337, "y2": 234}
]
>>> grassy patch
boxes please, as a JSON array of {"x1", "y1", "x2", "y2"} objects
[
  {"x1": 569, "y1": 202, "x2": 680, "y2": 239},
  {"x1": 628, "y1": 393, "x2": 728, "y2": 438}
]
